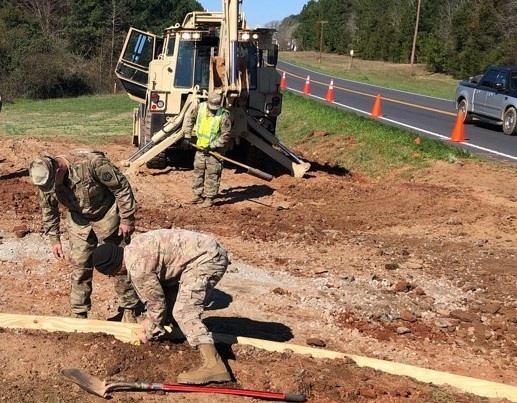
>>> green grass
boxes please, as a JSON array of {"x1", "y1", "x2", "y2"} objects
[
  {"x1": 280, "y1": 51, "x2": 459, "y2": 100},
  {"x1": 278, "y1": 91, "x2": 472, "y2": 178},
  {"x1": 0, "y1": 88, "x2": 473, "y2": 179},
  {"x1": 0, "y1": 93, "x2": 138, "y2": 143}
]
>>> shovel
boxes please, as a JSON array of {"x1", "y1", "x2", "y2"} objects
[
  {"x1": 61, "y1": 368, "x2": 306, "y2": 401},
  {"x1": 191, "y1": 143, "x2": 273, "y2": 182}
]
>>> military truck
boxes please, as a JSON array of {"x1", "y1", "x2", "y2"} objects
[{"x1": 115, "y1": 0, "x2": 310, "y2": 177}]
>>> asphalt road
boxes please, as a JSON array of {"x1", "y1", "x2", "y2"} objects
[{"x1": 278, "y1": 60, "x2": 517, "y2": 163}]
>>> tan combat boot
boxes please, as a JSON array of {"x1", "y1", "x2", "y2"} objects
[
  {"x1": 177, "y1": 344, "x2": 231, "y2": 384},
  {"x1": 200, "y1": 198, "x2": 213, "y2": 208},
  {"x1": 121, "y1": 309, "x2": 137, "y2": 323},
  {"x1": 187, "y1": 195, "x2": 204, "y2": 205}
]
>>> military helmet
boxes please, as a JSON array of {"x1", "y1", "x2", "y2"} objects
[
  {"x1": 29, "y1": 156, "x2": 56, "y2": 193},
  {"x1": 207, "y1": 92, "x2": 222, "y2": 110}
]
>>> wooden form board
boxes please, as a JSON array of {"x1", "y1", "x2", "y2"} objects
[
  {"x1": 0, "y1": 313, "x2": 142, "y2": 344},
  {"x1": 0, "y1": 313, "x2": 515, "y2": 401}
]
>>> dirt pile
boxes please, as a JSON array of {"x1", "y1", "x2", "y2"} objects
[{"x1": 0, "y1": 137, "x2": 515, "y2": 402}]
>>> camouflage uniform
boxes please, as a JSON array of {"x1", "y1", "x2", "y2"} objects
[
  {"x1": 184, "y1": 101, "x2": 232, "y2": 199},
  {"x1": 36, "y1": 148, "x2": 140, "y2": 315},
  {"x1": 123, "y1": 228, "x2": 229, "y2": 346}
]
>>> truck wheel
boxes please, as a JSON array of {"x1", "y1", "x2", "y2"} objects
[
  {"x1": 145, "y1": 152, "x2": 169, "y2": 169},
  {"x1": 142, "y1": 111, "x2": 169, "y2": 169},
  {"x1": 457, "y1": 99, "x2": 473, "y2": 124},
  {"x1": 502, "y1": 107, "x2": 517, "y2": 135}
]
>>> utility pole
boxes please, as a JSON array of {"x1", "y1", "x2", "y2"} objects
[
  {"x1": 317, "y1": 20, "x2": 328, "y2": 64},
  {"x1": 410, "y1": 0, "x2": 421, "y2": 76}
]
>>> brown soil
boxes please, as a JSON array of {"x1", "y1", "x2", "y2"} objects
[{"x1": 0, "y1": 136, "x2": 515, "y2": 403}]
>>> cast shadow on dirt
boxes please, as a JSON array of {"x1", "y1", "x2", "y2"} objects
[
  {"x1": 205, "y1": 288, "x2": 233, "y2": 310},
  {"x1": 0, "y1": 168, "x2": 29, "y2": 180},
  {"x1": 205, "y1": 316, "x2": 294, "y2": 343},
  {"x1": 203, "y1": 290, "x2": 293, "y2": 341},
  {"x1": 302, "y1": 160, "x2": 351, "y2": 177},
  {"x1": 216, "y1": 184, "x2": 274, "y2": 206}
]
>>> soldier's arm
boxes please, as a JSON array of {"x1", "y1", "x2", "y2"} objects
[
  {"x1": 91, "y1": 156, "x2": 136, "y2": 227},
  {"x1": 183, "y1": 103, "x2": 199, "y2": 139},
  {"x1": 209, "y1": 111, "x2": 232, "y2": 149},
  {"x1": 39, "y1": 191, "x2": 61, "y2": 245},
  {"x1": 128, "y1": 259, "x2": 167, "y2": 338}
]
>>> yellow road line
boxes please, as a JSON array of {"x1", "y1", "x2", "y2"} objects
[{"x1": 281, "y1": 70, "x2": 456, "y2": 117}]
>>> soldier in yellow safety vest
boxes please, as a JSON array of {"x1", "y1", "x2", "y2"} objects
[{"x1": 183, "y1": 92, "x2": 232, "y2": 208}]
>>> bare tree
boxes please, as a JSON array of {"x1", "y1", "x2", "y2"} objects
[{"x1": 16, "y1": 0, "x2": 67, "y2": 39}]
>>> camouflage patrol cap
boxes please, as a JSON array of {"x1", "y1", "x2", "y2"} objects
[
  {"x1": 29, "y1": 156, "x2": 56, "y2": 193},
  {"x1": 207, "y1": 92, "x2": 222, "y2": 110},
  {"x1": 92, "y1": 243, "x2": 124, "y2": 276}
]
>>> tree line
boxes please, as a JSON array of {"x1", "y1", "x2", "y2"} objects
[
  {"x1": 1, "y1": 0, "x2": 516, "y2": 101},
  {"x1": 0, "y1": 0, "x2": 202, "y2": 100},
  {"x1": 274, "y1": 0, "x2": 517, "y2": 79}
]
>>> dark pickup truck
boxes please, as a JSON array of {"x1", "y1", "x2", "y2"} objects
[{"x1": 454, "y1": 66, "x2": 517, "y2": 135}]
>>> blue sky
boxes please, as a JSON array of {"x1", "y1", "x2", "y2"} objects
[{"x1": 199, "y1": 1, "x2": 306, "y2": 28}]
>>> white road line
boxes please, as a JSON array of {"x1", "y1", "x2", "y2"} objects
[{"x1": 289, "y1": 88, "x2": 517, "y2": 162}]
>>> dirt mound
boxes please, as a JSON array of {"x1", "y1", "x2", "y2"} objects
[{"x1": 0, "y1": 137, "x2": 515, "y2": 402}]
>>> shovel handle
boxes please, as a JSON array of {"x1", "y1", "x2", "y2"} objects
[
  {"x1": 191, "y1": 144, "x2": 273, "y2": 181},
  {"x1": 109, "y1": 382, "x2": 306, "y2": 401}
]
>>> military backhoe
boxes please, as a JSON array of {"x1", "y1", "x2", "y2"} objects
[{"x1": 114, "y1": 0, "x2": 310, "y2": 178}]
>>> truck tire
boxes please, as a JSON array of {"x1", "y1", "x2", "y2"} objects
[
  {"x1": 502, "y1": 107, "x2": 517, "y2": 136},
  {"x1": 457, "y1": 99, "x2": 473, "y2": 124},
  {"x1": 142, "y1": 111, "x2": 169, "y2": 169}
]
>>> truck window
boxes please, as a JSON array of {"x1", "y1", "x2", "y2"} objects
[
  {"x1": 480, "y1": 69, "x2": 498, "y2": 89},
  {"x1": 194, "y1": 36, "x2": 219, "y2": 89},
  {"x1": 123, "y1": 32, "x2": 155, "y2": 66},
  {"x1": 194, "y1": 45, "x2": 212, "y2": 89},
  {"x1": 165, "y1": 34, "x2": 176, "y2": 56},
  {"x1": 239, "y1": 42, "x2": 257, "y2": 89},
  {"x1": 493, "y1": 72, "x2": 507, "y2": 90},
  {"x1": 511, "y1": 72, "x2": 517, "y2": 91},
  {"x1": 175, "y1": 36, "x2": 219, "y2": 89},
  {"x1": 174, "y1": 41, "x2": 195, "y2": 88}
]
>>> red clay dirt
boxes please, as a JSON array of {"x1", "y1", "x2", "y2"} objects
[{"x1": 0, "y1": 136, "x2": 515, "y2": 402}]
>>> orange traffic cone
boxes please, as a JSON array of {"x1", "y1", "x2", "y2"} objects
[
  {"x1": 325, "y1": 79, "x2": 335, "y2": 102},
  {"x1": 280, "y1": 71, "x2": 287, "y2": 89},
  {"x1": 450, "y1": 111, "x2": 467, "y2": 142},
  {"x1": 303, "y1": 75, "x2": 311, "y2": 95},
  {"x1": 370, "y1": 94, "x2": 382, "y2": 117}
]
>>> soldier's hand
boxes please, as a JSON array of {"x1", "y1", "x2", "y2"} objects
[
  {"x1": 51, "y1": 243, "x2": 65, "y2": 260},
  {"x1": 139, "y1": 318, "x2": 165, "y2": 343},
  {"x1": 139, "y1": 318, "x2": 151, "y2": 344},
  {"x1": 118, "y1": 223, "x2": 133, "y2": 238},
  {"x1": 181, "y1": 138, "x2": 192, "y2": 148}
]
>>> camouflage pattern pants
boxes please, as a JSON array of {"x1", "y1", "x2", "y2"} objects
[
  {"x1": 66, "y1": 202, "x2": 140, "y2": 315},
  {"x1": 171, "y1": 245, "x2": 228, "y2": 346},
  {"x1": 192, "y1": 150, "x2": 223, "y2": 199}
]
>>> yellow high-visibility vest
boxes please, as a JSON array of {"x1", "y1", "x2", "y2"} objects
[{"x1": 195, "y1": 103, "x2": 227, "y2": 148}]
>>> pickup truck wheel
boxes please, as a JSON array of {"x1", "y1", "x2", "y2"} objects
[
  {"x1": 457, "y1": 100, "x2": 473, "y2": 124},
  {"x1": 502, "y1": 107, "x2": 517, "y2": 135}
]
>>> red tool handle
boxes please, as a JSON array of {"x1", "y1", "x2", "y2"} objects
[{"x1": 135, "y1": 383, "x2": 306, "y2": 401}]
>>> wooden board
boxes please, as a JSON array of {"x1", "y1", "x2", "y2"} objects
[
  {"x1": 0, "y1": 313, "x2": 516, "y2": 401},
  {"x1": 0, "y1": 313, "x2": 141, "y2": 344},
  {"x1": 214, "y1": 334, "x2": 517, "y2": 401}
]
